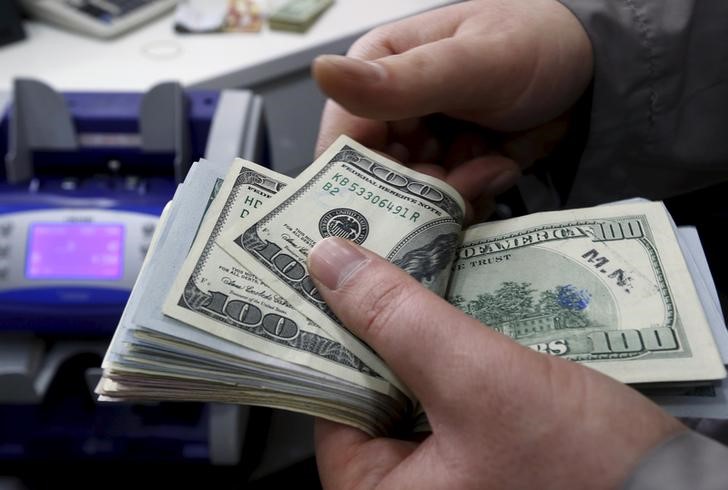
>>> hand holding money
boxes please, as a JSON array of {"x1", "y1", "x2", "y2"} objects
[
  {"x1": 313, "y1": 0, "x2": 594, "y2": 221},
  {"x1": 309, "y1": 236, "x2": 685, "y2": 490},
  {"x1": 97, "y1": 130, "x2": 727, "y2": 443}
]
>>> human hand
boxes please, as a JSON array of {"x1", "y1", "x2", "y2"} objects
[
  {"x1": 313, "y1": 0, "x2": 594, "y2": 220},
  {"x1": 308, "y1": 237, "x2": 685, "y2": 490}
]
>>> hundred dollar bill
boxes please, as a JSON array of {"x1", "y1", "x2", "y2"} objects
[
  {"x1": 100, "y1": 158, "x2": 407, "y2": 435},
  {"x1": 101, "y1": 158, "x2": 229, "y2": 374},
  {"x1": 446, "y1": 201, "x2": 726, "y2": 384},
  {"x1": 162, "y1": 158, "x2": 404, "y2": 398},
  {"x1": 217, "y1": 135, "x2": 466, "y2": 351}
]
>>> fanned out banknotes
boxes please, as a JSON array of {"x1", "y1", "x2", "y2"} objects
[{"x1": 97, "y1": 135, "x2": 728, "y2": 436}]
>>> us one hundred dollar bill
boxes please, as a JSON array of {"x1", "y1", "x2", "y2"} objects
[
  {"x1": 98, "y1": 135, "x2": 727, "y2": 436},
  {"x1": 217, "y1": 135, "x2": 467, "y2": 351},
  {"x1": 218, "y1": 135, "x2": 725, "y2": 387},
  {"x1": 162, "y1": 158, "x2": 403, "y2": 398},
  {"x1": 98, "y1": 158, "x2": 409, "y2": 436},
  {"x1": 447, "y1": 201, "x2": 726, "y2": 384}
]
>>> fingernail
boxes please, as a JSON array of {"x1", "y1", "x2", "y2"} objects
[
  {"x1": 315, "y1": 55, "x2": 385, "y2": 82},
  {"x1": 485, "y1": 169, "x2": 521, "y2": 196},
  {"x1": 308, "y1": 237, "x2": 368, "y2": 290}
]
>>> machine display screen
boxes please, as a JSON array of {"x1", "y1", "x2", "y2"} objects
[{"x1": 25, "y1": 223, "x2": 124, "y2": 280}]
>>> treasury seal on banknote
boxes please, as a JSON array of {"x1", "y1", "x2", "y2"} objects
[{"x1": 319, "y1": 208, "x2": 370, "y2": 244}]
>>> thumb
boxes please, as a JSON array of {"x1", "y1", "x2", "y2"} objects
[
  {"x1": 313, "y1": 0, "x2": 593, "y2": 130},
  {"x1": 312, "y1": 35, "x2": 520, "y2": 123},
  {"x1": 307, "y1": 237, "x2": 519, "y2": 414}
]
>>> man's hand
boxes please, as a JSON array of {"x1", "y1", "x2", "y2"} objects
[
  {"x1": 313, "y1": 0, "x2": 594, "y2": 219},
  {"x1": 308, "y1": 237, "x2": 685, "y2": 490}
]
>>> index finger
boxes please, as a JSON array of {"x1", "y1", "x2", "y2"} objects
[
  {"x1": 315, "y1": 99, "x2": 387, "y2": 157},
  {"x1": 315, "y1": 418, "x2": 417, "y2": 490}
]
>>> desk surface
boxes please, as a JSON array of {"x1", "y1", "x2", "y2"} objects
[{"x1": 0, "y1": 0, "x2": 457, "y2": 92}]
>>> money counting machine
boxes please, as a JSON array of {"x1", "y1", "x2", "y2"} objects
[{"x1": 0, "y1": 79, "x2": 266, "y2": 466}]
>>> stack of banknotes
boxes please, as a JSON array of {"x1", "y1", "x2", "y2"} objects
[
  {"x1": 97, "y1": 135, "x2": 728, "y2": 436},
  {"x1": 268, "y1": 0, "x2": 334, "y2": 32}
]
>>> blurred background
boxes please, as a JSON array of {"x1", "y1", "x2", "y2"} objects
[{"x1": 0, "y1": 1, "x2": 457, "y2": 487}]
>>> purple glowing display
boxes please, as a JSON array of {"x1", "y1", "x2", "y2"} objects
[{"x1": 26, "y1": 223, "x2": 124, "y2": 280}]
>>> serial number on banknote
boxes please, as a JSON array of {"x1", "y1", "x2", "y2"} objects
[{"x1": 321, "y1": 177, "x2": 422, "y2": 223}]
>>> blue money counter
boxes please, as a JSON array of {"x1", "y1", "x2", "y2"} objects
[{"x1": 0, "y1": 79, "x2": 303, "y2": 474}]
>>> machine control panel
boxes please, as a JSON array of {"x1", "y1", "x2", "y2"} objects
[{"x1": 0, "y1": 208, "x2": 156, "y2": 294}]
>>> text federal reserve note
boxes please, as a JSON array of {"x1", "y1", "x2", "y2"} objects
[{"x1": 218, "y1": 135, "x2": 466, "y2": 355}]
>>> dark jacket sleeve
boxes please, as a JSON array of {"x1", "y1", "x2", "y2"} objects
[
  {"x1": 555, "y1": 0, "x2": 728, "y2": 207},
  {"x1": 623, "y1": 430, "x2": 728, "y2": 490}
]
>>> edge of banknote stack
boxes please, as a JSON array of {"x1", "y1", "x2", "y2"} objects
[{"x1": 97, "y1": 135, "x2": 728, "y2": 436}]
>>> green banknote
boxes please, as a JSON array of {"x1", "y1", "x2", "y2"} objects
[
  {"x1": 218, "y1": 135, "x2": 466, "y2": 350},
  {"x1": 99, "y1": 137, "x2": 727, "y2": 436},
  {"x1": 448, "y1": 202, "x2": 725, "y2": 384},
  {"x1": 163, "y1": 158, "x2": 402, "y2": 397},
  {"x1": 268, "y1": 0, "x2": 334, "y2": 32}
]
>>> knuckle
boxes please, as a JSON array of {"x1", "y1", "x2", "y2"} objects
[{"x1": 348, "y1": 29, "x2": 383, "y2": 58}]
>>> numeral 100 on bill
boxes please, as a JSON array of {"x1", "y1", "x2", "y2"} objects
[{"x1": 588, "y1": 326, "x2": 678, "y2": 354}]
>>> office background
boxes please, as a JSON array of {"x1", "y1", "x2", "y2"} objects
[{"x1": 0, "y1": 1, "x2": 455, "y2": 488}]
